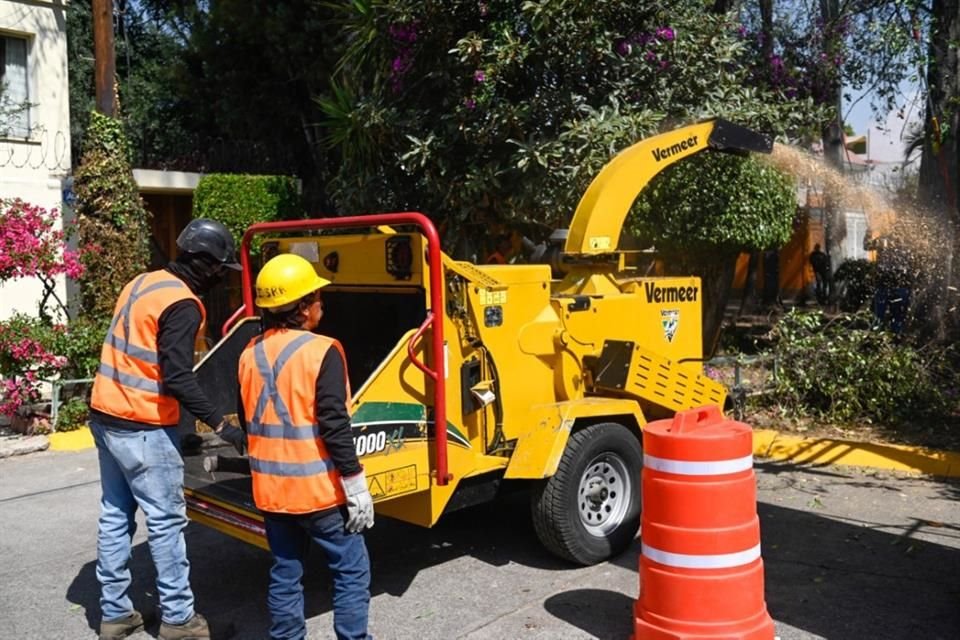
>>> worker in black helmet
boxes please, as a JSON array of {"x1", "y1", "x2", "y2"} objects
[{"x1": 90, "y1": 218, "x2": 242, "y2": 640}]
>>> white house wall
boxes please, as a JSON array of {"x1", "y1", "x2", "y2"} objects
[{"x1": 0, "y1": 0, "x2": 71, "y2": 321}]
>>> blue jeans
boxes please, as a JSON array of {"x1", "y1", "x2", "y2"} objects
[
  {"x1": 91, "y1": 419, "x2": 195, "y2": 625},
  {"x1": 873, "y1": 286, "x2": 911, "y2": 334},
  {"x1": 263, "y1": 508, "x2": 371, "y2": 640}
]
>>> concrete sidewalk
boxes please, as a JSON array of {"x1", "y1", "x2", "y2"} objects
[{"x1": 0, "y1": 429, "x2": 48, "y2": 458}]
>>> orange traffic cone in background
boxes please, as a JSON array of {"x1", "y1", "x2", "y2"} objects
[{"x1": 633, "y1": 405, "x2": 774, "y2": 640}]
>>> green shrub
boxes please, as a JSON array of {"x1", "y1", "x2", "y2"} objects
[
  {"x1": 0, "y1": 314, "x2": 106, "y2": 419},
  {"x1": 53, "y1": 316, "x2": 108, "y2": 379},
  {"x1": 193, "y1": 174, "x2": 303, "y2": 252},
  {"x1": 631, "y1": 153, "x2": 797, "y2": 255},
  {"x1": 768, "y1": 310, "x2": 954, "y2": 424},
  {"x1": 56, "y1": 396, "x2": 89, "y2": 432},
  {"x1": 74, "y1": 111, "x2": 150, "y2": 318},
  {"x1": 0, "y1": 315, "x2": 65, "y2": 417}
]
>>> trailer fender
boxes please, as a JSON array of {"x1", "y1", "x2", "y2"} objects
[{"x1": 504, "y1": 398, "x2": 645, "y2": 480}]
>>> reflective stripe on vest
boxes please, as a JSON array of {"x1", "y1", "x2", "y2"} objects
[
  {"x1": 90, "y1": 271, "x2": 204, "y2": 426},
  {"x1": 240, "y1": 329, "x2": 347, "y2": 514},
  {"x1": 642, "y1": 542, "x2": 762, "y2": 569},
  {"x1": 104, "y1": 274, "x2": 184, "y2": 364},
  {"x1": 97, "y1": 363, "x2": 164, "y2": 394},
  {"x1": 248, "y1": 332, "x2": 318, "y2": 441}
]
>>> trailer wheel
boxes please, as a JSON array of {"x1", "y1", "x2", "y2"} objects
[{"x1": 531, "y1": 422, "x2": 642, "y2": 565}]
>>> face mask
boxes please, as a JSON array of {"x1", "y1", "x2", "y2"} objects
[{"x1": 193, "y1": 257, "x2": 228, "y2": 291}]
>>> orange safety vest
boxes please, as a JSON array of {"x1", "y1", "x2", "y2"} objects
[
  {"x1": 90, "y1": 270, "x2": 206, "y2": 426},
  {"x1": 238, "y1": 328, "x2": 351, "y2": 514}
]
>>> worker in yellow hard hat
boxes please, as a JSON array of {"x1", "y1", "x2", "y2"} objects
[{"x1": 232, "y1": 253, "x2": 374, "y2": 640}]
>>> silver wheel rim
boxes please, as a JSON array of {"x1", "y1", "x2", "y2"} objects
[{"x1": 577, "y1": 452, "x2": 631, "y2": 537}]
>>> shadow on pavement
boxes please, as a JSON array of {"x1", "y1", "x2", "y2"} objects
[
  {"x1": 543, "y1": 588, "x2": 635, "y2": 639},
  {"x1": 764, "y1": 500, "x2": 957, "y2": 639},
  {"x1": 65, "y1": 523, "x2": 272, "y2": 639},
  {"x1": 66, "y1": 490, "x2": 573, "y2": 638},
  {"x1": 68, "y1": 469, "x2": 959, "y2": 639},
  {"x1": 589, "y1": 486, "x2": 960, "y2": 640}
]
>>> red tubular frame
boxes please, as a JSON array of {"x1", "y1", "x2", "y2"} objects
[
  {"x1": 221, "y1": 304, "x2": 246, "y2": 337},
  {"x1": 239, "y1": 213, "x2": 451, "y2": 485}
]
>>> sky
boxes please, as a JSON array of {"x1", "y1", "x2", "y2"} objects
[{"x1": 845, "y1": 81, "x2": 924, "y2": 165}]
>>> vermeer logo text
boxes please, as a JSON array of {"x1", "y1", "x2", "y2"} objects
[
  {"x1": 644, "y1": 282, "x2": 698, "y2": 303},
  {"x1": 652, "y1": 135, "x2": 699, "y2": 162}
]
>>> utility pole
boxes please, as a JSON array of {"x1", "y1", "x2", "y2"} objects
[{"x1": 92, "y1": 0, "x2": 116, "y2": 117}]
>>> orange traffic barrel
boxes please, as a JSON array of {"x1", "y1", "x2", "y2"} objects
[{"x1": 634, "y1": 405, "x2": 774, "y2": 640}]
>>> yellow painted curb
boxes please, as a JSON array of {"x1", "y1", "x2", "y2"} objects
[
  {"x1": 753, "y1": 428, "x2": 960, "y2": 477},
  {"x1": 42, "y1": 424, "x2": 960, "y2": 475},
  {"x1": 48, "y1": 425, "x2": 94, "y2": 451}
]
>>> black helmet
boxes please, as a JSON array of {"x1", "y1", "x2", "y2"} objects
[{"x1": 176, "y1": 218, "x2": 241, "y2": 270}]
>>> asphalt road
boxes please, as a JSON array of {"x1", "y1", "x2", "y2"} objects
[{"x1": 1, "y1": 448, "x2": 958, "y2": 640}]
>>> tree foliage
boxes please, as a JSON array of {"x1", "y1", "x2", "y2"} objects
[
  {"x1": 632, "y1": 153, "x2": 797, "y2": 254},
  {"x1": 322, "y1": 0, "x2": 824, "y2": 242},
  {"x1": 193, "y1": 174, "x2": 304, "y2": 249},
  {"x1": 67, "y1": 0, "x2": 197, "y2": 168},
  {"x1": 737, "y1": 1, "x2": 922, "y2": 119},
  {"x1": 73, "y1": 112, "x2": 151, "y2": 318}
]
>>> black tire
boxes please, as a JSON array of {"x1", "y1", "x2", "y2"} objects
[{"x1": 530, "y1": 422, "x2": 642, "y2": 565}]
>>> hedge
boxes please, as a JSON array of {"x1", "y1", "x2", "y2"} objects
[{"x1": 192, "y1": 174, "x2": 303, "y2": 250}]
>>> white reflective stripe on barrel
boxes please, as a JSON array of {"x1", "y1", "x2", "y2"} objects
[
  {"x1": 643, "y1": 453, "x2": 753, "y2": 475},
  {"x1": 642, "y1": 542, "x2": 762, "y2": 569}
]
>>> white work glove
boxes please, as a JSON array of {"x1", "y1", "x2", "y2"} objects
[{"x1": 341, "y1": 471, "x2": 374, "y2": 533}]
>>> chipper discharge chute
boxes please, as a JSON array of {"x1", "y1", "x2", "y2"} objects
[{"x1": 179, "y1": 118, "x2": 773, "y2": 564}]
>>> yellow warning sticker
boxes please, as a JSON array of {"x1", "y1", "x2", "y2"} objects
[
  {"x1": 479, "y1": 289, "x2": 507, "y2": 306},
  {"x1": 368, "y1": 465, "x2": 418, "y2": 501},
  {"x1": 588, "y1": 236, "x2": 612, "y2": 250}
]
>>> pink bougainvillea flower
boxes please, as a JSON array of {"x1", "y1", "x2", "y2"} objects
[{"x1": 656, "y1": 27, "x2": 675, "y2": 42}]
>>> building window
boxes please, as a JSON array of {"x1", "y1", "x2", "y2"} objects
[
  {"x1": 0, "y1": 34, "x2": 30, "y2": 138},
  {"x1": 844, "y1": 212, "x2": 868, "y2": 261}
]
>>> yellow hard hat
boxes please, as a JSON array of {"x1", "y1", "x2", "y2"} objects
[{"x1": 255, "y1": 253, "x2": 331, "y2": 310}]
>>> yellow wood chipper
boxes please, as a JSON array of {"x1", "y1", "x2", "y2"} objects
[{"x1": 179, "y1": 119, "x2": 772, "y2": 565}]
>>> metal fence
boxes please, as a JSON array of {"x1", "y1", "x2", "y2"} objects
[
  {"x1": 50, "y1": 378, "x2": 93, "y2": 431},
  {"x1": 704, "y1": 354, "x2": 779, "y2": 419}
]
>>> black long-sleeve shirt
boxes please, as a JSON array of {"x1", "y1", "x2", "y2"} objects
[
  {"x1": 238, "y1": 345, "x2": 361, "y2": 477},
  {"x1": 91, "y1": 273, "x2": 223, "y2": 430}
]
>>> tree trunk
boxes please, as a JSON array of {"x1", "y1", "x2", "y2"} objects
[
  {"x1": 917, "y1": 0, "x2": 960, "y2": 339},
  {"x1": 819, "y1": 0, "x2": 846, "y2": 281},
  {"x1": 710, "y1": 0, "x2": 742, "y2": 13},
  {"x1": 737, "y1": 250, "x2": 760, "y2": 317},
  {"x1": 759, "y1": 0, "x2": 774, "y2": 68}
]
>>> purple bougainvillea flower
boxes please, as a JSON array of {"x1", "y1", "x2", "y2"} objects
[
  {"x1": 656, "y1": 27, "x2": 675, "y2": 42},
  {"x1": 474, "y1": 69, "x2": 486, "y2": 83}
]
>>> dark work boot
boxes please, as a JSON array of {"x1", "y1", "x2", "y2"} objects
[
  {"x1": 159, "y1": 613, "x2": 211, "y2": 639},
  {"x1": 99, "y1": 611, "x2": 145, "y2": 640}
]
